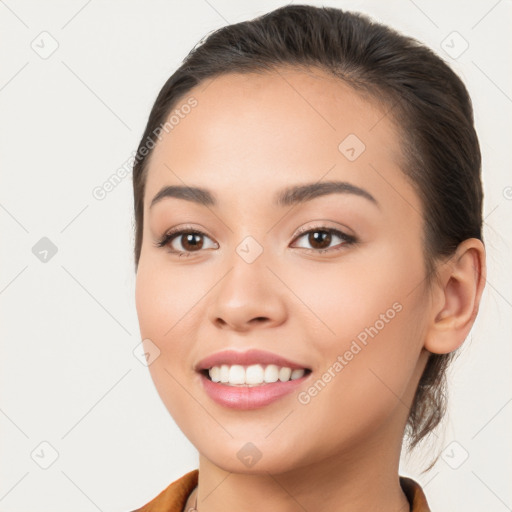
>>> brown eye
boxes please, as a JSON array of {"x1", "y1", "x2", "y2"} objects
[
  {"x1": 306, "y1": 230, "x2": 332, "y2": 250},
  {"x1": 176, "y1": 232, "x2": 204, "y2": 251},
  {"x1": 155, "y1": 228, "x2": 218, "y2": 254},
  {"x1": 291, "y1": 227, "x2": 356, "y2": 253}
]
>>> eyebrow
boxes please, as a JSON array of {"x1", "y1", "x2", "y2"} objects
[{"x1": 149, "y1": 180, "x2": 379, "y2": 210}]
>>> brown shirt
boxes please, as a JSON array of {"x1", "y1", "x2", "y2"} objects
[{"x1": 131, "y1": 469, "x2": 432, "y2": 512}]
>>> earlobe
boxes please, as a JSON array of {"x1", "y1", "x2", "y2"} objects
[{"x1": 424, "y1": 238, "x2": 486, "y2": 355}]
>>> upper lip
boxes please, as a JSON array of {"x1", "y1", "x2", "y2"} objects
[{"x1": 195, "y1": 349, "x2": 311, "y2": 371}]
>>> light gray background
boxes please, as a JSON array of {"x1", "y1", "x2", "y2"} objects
[{"x1": 1, "y1": 1, "x2": 511, "y2": 511}]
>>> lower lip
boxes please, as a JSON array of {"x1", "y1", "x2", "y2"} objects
[{"x1": 198, "y1": 372, "x2": 311, "y2": 410}]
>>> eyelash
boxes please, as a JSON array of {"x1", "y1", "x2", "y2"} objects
[{"x1": 153, "y1": 224, "x2": 357, "y2": 256}]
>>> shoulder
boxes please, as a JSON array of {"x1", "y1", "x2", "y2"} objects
[
  {"x1": 400, "y1": 475, "x2": 432, "y2": 512},
  {"x1": 130, "y1": 469, "x2": 199, "y2": 512}
]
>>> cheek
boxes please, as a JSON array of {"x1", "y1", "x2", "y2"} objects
[
  {"x1": 134, "y1": 259, "x2": 206, "y2": 423},
  {"x1": 134, "y1": 257, "x2": 207, "y2": 392},
  {"x1": 135, "y1": 256, "x2": 206, "y2": 340},
  {"x1": 287, "y1": 241, "x2": 427, "y2": 420},
  {"x1": 323, "y1": 299, "x2": 425, "y2": 451},
  {"x1": 287, "y1": 238, "x2": 425, "y2": 346}
]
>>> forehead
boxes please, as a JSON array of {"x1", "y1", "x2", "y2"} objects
[{"x1": 144, "y1": 67, "x2": 417, "y2": 216}]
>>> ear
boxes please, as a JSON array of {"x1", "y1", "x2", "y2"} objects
[{"x1": 424, "y1": 238, "x2": 486, "y2": 354}]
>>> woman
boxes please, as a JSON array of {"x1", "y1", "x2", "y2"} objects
[{"x1": 130, "y1": 4, "x2": 486, "y2": 511}]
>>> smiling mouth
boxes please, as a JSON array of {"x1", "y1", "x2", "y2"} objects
[{"x1": 199, "y1": 367, "x2": 313, "y2": 385}]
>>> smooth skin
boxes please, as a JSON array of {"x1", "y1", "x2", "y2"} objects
[{"x1": 135, "y1": 67, "x2": 486, "y2": 512}]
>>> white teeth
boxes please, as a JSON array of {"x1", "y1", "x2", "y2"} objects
[
  {"x1": 291, "y1": 368, "x2": 306, "y2": 380},
  {"x1": 209, "y1": 366, "x2": 220, "y2": 382},
  {"x1": 246, "y1": 364, "x2": 264, "y2": 384},
  {"x1": 220, "y1": 364, "x2": 229, "y2": 383},
  {"x1": 264, "y1": 364, "x2": 279, "y2": 383},
  {"x1": 229, "y1": 365, "x2": 245, "y2": 384},
  {"x1": 207, "y1": 364, "x2": 307, "y2": 386},
  {"x1": 279, "y1": 366, "x2": 292, "y2": 382}
]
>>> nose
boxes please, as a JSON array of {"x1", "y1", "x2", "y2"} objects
[{"x1": 207, "y1": 256, "x2": 288, "y2": 332}]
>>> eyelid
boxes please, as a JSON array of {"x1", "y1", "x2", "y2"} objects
[
  {"x1": 292, "y1": 221, "x2": 355, "y2": 239},
  {"x1": 154, "y1": 222, "x2": 357, "y2": 255},
  {"x1": 153, "y1": 224, "x2": 217, "y2": 251},
  {"x1": 290, "y1": 225, "x2": 357, "y2": 251}
]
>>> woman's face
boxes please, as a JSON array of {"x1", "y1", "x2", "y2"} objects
[{"x1": 135, "y1": 68, "x2": 432, "y2": 473}]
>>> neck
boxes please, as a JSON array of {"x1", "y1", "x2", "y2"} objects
[{"x1": 187, "y1": 417, "x2": 411, "y2": 512}]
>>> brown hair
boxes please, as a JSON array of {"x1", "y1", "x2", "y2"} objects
[{"x1": 132, "y1": 4, "x2": 483, "y2": 470}]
